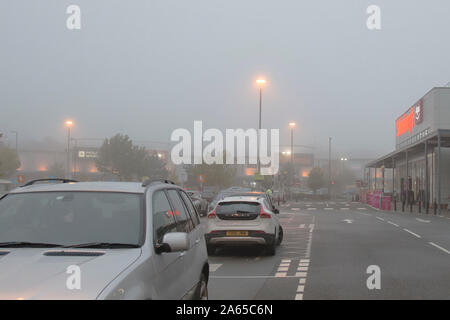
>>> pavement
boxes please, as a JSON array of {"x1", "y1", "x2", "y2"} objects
[{"x1": 202, "y1": 201, "x2": 450, "y2": 300}]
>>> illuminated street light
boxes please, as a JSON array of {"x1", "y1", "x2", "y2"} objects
[
  {"x1": 256, "y1": 79, "x2": 266, "y2": 86},
  {"x1": 255, "y1": 78, "x2": 267, "y2": 174},
  {"x1": 289, "y1": 121, "x2": 296, "y2": 164}
]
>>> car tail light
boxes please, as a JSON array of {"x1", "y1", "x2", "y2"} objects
[
  {"x1": 208, "y1": 209, "x2": 217, "y2": 219},
  {"x1": 259, "y1": 206, "x2": 271, "y2": 219}
]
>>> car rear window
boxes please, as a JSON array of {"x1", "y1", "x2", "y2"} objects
[{"x1": 216, "y1": 202, "x2": 260, "y2": 214}]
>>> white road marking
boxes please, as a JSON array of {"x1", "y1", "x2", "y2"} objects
[
  {"x1": 275, "y1": 272, "x2": 287, "y2": 277},
  {"x1": 297, "y1": 285, "x2": 305, "y2": 292},
  {"x1": 209, "y1": 264, "x2": 222, "y2": 272},
  {"x1": 211, "y1": 275, "x2": 305, "y2": 279},
  {"x1": 324, "y1": 207, "x2": 333, "y2": 210},
  {"x1": 295, "y1": 272, "x2": 307, "y2": 277},
  {"x1": 282, "y1": 259, "x2": 291, "y2": 263},
  {"x1": 292, "y1": 208, "x2": 300, "y2": 211},
  {"x1": 297, "y1": 267, "x2": 308, "y2": 271},
  {"x1": 307, "y1": 208, "x2": 317, "y2": 210},
  {"x1": 299, "y1": 224, "x2": 305, "y2": 228},
  {"x1": 357, "y1": 208, "x2": 367, "y2": 210},
  {"x1": 299, "y1": 263, "x2": 309, "y2": 267},
  {"x1": 300, "y1": 259, "x2": 310, "y2": 263},
  {"x1": 403, "y1": 228, "x2": 422, "y2": 238},
  {"x1": 295, "y1": 293, "x2": 303, "y2": 300},
  {"x1": 416, "y1": 218, "x2": 430, "y2": 223},
  {"x1": 277, "y1": 267, "x2": 289, "y2": 272},
  {"x1": 387, "y1": 221, "x2": 399, "y2": 227},
  {"x1": 342, "y1": 219, "x2": 353, "y2": 224},
  {"x1": 309, "y1": 224, "x2": 315, "y2": 229},
  {"x1": 376, "y1": 217, "x2": 385, "y2": 221},
  {"x1": 299, "y1": 278, "x2": 306, "y2": 284},
  {"x1": 340, "y1": 208, "x2": 349, "y2": 210},
  {"x1": 429, "y1": 242, "x2": 450, "y2": 255}
]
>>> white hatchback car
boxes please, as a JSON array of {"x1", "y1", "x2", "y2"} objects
[{"x1": 205, "y1": 196, "x2": 283, "y2": 256}]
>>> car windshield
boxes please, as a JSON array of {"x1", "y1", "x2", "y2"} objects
[{"x1": 0, "y1": 192, "x2": 144, "y2": 247}]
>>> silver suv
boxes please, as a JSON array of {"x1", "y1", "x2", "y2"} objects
[{"x1": 0, "y1": 179, "x2": 209, "y2": 300}]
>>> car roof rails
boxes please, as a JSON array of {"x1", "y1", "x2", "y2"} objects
[
  {"x1": 21, "y1": 178, "x2": 79, "y2": 187},
  {"x1": 142, "y1": 178, "x2": 176, "y2": 188}
]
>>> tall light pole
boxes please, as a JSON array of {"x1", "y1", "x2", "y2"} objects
[
  {"x1": 65, "y1": 120, "x2": 74, "y2": 179},
  {"x1": 256, "y1": 79, "x2": 266, "y2": 174},
  {"x1": 328, "y1": 137, "x2": 332, "y2": 197},
  {"x1": 288, "y1": 122, "x2": 296, "y2": 164}
]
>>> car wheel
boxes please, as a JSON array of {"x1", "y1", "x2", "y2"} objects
[
  {"x1": 194, "y1": 273, "x2": 208, "y2": 300},
  {"x1": 266, "y1": 241, "x2": 276, "y2": 256},
  {"x1": 207, "y1": 244, "x2": 216, "y2": 255},
  {"x1": 277, "y1": 226, "x2": 283, "y2": 246}
]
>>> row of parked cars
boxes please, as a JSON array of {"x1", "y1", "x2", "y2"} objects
[{"x1": 0, "y1": 179, "x2": 282, "y2": 300}]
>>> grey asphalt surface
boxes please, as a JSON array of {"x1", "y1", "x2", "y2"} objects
[{"x1": 203, "y1": 201, "x2": 450, "y2": 300}]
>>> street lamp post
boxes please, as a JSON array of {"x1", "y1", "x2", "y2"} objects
[
  {"x1": 288, "y1": 122, "x2": 296, "y2": 164},
  {"x1": 65, "y1": 120, "x2": 74, "y2": 179},
  {"x1": 256, "y1": 79, "x2": 266, "y2": 174}
]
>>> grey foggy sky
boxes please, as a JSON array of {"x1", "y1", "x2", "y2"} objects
[{"x1": 1, "y1": 0, "x2": 450, "y2": 159}]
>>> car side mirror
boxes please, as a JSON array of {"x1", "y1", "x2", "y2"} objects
[
  {"x1": 155, "y1": 232, "x2": 190, "y2": 254},
  {"x1": 273, "y1": 208, "x2": 279, "y2": 214}
]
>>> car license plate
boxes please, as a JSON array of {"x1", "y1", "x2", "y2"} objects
[{"x1": 226, "y1": 231, "x2": 248, "y2": 236}]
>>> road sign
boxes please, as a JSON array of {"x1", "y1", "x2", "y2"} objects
[
  {"x1": 17, "y1": 174, "x2": 25, "y2": 184},
  {"x1": 197, "y1": 174, "x2": 206, "y2": 184}
]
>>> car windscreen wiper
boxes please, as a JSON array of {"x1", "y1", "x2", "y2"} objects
[
  {"x1": 0, "y1": 241, "x2": 63, "y2": 248},
  {"x1": 63, "y1": 242, "x2": 141, "y2": 249}
]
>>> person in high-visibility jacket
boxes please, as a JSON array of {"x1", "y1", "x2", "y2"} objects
[{"x1": 266, "y1": 188, "x2": 273, "y2": 197}]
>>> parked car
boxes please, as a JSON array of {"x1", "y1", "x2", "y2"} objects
[
  {"x1": 205, "y1": 195, "x2": 283, "y2": 256},
  {"x1": 228, "y1": 191, "x2": 280, "y2": 214},
  {"x1": 0, "y1": 179, "x2": 14, "y2": 197},
  {"x1": 0, "y1": 178, "x2": 209, "y2": 300},
  {"x1": 208, "y1": 187, "x2": 252, "y2": 212},
  {"x1": 187, "y1": 190, "x2": 209, "y2": 216}
]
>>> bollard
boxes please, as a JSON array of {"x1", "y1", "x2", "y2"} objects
[
  {"x1": 418, "y1": 201, "x2": 421, "y2": 214},
  {"x1": 394, "y1": 199, "x2": 397, "y2": 211},
  {"x1": 402, "y1": 201, "x2": 405, "y2": 212},
  {"x1": 410, "y1": 202, "x2": 413, "y2": 213},
  {"x1": 433, "y1": 201, "x2": 437, "y2": 215}
]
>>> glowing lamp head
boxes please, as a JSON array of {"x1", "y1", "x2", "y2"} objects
[
  {"x1": 65, "y1": 120, "x2": 74, "y2": 127},
  {"x1": 256, "y1": 79, "x2": 266, "y2": 86},
  {"x1": 289, "y1": 122, "x2": 296, "y2": 128}
]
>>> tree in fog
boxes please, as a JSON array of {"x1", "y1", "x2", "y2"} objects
[
  {"x1": 0, "y1": 145, "x2": 20, "y2": 178},
  {"x1": 96, "y1": 134, "x2": 167, "y2": 181},
  {"x1": 185, "y1": 163, "x2": 236, "y2": 188},
  {"x1": 307, "y1": 167, "x2": 325, "y2": 194}
]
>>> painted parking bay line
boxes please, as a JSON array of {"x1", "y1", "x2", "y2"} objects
[
  {"x1": 403, "y1": 228, "x2": 422, "y2": 239},
  {"x1": 429, "y1": 242, "x2": 450, "y2": 255},
  {"x1": 209, "y1": 264, "x2": 222, "y2": 272}
]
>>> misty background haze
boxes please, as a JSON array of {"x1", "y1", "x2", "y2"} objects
[{"x1": 1, "y1": 0, "x2": 450, "y2": 159}]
